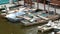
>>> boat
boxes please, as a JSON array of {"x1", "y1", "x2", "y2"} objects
[
  {"x1": 20, "y1": 13, "x2": 48, "y2": 26},
  {"x1": 0, "y1": 0, "x2": 60, "y2": 26},
  {"x1": 32, "y1": 11, "x2": 60, "y2": 21},
  {"x1": 30, "y1": 0, "x2": 60, "y2": 21}
]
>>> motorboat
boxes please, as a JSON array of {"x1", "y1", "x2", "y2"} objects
[{"x1": 20, "y1": 12, "x2": 48, "y2": 26}]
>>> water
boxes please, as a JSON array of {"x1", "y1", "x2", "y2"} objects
[
  {"x1": 0, "y1": 16, "x2": 39, "y2": 34},
  {"x1": 0, "y1": 0, "x2": 17, "y2": 5}
]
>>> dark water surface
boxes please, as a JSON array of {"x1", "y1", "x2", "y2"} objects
[{"x1": 0, "y1": 16, "x2": 39, "y2": 34}]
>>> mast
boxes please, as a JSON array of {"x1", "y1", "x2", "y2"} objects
[
  {"x1": 36, "y1": 0, "x2": 40, "y2": 9},
  {"x1": 47, "y1": 0, "x2": 50, "y2": 15},
  {"x1": 24, "y1": 0, "x2": 25, "y2": 5},
  {"x1": 24, "y1": 0, "x2": 31, "y2": 8},
  {"x1": 24, "y1": 0, "x2": 28, "y2": 6},
  {"x1": 36, "y1": 0, "x2": 38, "y2": 9},
  {"x1": 44, "y1": 0, "x2": 46, "y2": 11},
  {"x1": 29, "y1": 0, "x2": 32, "y2": 8}
]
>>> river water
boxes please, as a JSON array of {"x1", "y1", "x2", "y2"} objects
[{"x1": 0, "y1": 16, "x2": 41, "y2": 34}]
